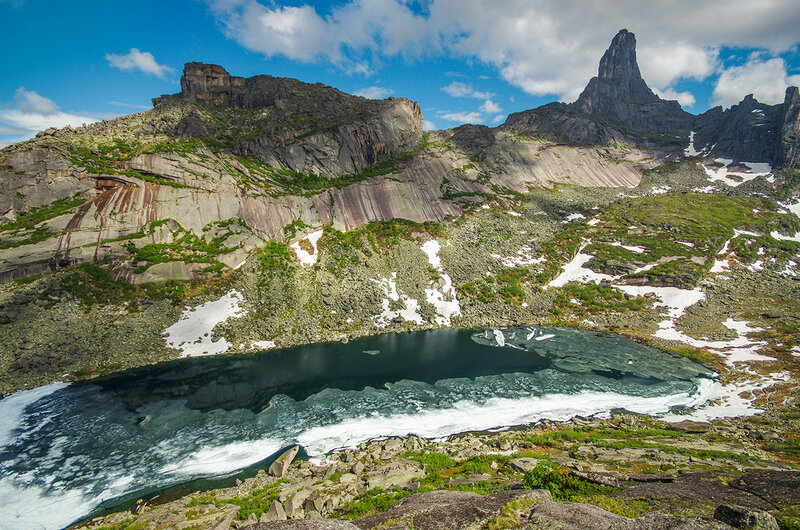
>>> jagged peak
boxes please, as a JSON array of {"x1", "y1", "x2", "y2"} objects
[{"x1": 597, "y1": 29, "x2": 642, "y2": 81}]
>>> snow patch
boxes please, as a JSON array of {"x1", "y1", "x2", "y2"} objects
[
  {"x1": 163, "y1": 290, "x2": 246, "y2": 357},
  {"x1": 547, "y1": 242, "x2": 615, "y2": 288},
  {"x1": 701, "y1": 158, "x2": 772, "y2": 187},
  {"x1": 291, "y1": 229, "x2": 323, "y2": 266},
  {"x1": 491, "y1": 246, "x2": 547, "y2": 268},
  {"x1": 684, "y1": 131, "x2": 703, "y2": 156},
  {"x1": 370, "y1": 273, "x2": 424, "y2": 329},
  {"x1": 609, "y1": 242, "x2": 646, "y2": 253},
  {"x1": 421, "y1": 240, "x2": 461, "y2": 326}
]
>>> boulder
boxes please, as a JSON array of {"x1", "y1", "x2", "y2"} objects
[
  {"x1": 363, "y1": 460, "x2": 424, "y2": 490},
  {"x1": 269, "y1": 446, "x2": 300, "y2": 477},
  {"x1": 713, "y1": 505, "x2": 779, "y2": 529},
  {"x1": 509, "y1": 457, "x2": 540, "y2": 473},
  {"x1": 259, "y1": 500, "x2": 286, "y2": 522},
  {"x1": 353, "y1": 489, "x2": 552, "y2": 529}
]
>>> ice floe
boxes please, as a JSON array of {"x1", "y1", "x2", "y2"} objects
[{"x1": 163, "y1": 290, "x2": 246, "y2": 357}]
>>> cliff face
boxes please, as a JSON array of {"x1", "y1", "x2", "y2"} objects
[
  {"x1": 504, "y1": 29, "x2": 692, "y2": 148},
  {"x1": 1, "y1": 30, "x2": 798, "y2": 284},
  {"x1": 504, "y1": 29, "x2": 799, "y2": 167},
  {"x1": 155, "y1": 63, "x2": 424, "y2": 178}
]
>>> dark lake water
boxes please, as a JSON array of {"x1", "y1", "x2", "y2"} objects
[{"x1": 0, "y1": 326, "x2": 715, "y2": 529}]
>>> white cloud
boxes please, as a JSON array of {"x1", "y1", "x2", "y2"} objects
[
  {"x1": 108, "y1": 101, "x2": 151, "y2": 110},
  {"x1": 208, "y1": 0, "x2": 800, "y2": 101},
  {"x1": 105, "y1": 48, "x2": 173, "y2": 78},
  {"x1": 652, "y1": 88, "x2": 696, "y2": 108},
  {"x1": 480, "y1": 99, "x2": 502, "y2": 114},
  {"x1": 439, "y1": 111, "x2": 483, "y2": 123},
  {"x1": 15, "y1": 87, "x2": 58, "y2": 115},
  {"x1": 491, "y1": 114, "x2": 506, "y2": 124},
  {"x1": 441, "y1": 81, "x2": 492, "y2": 99},
  {"x1": 712, "y1": 55, "x2": 800, "y2": 108},
  {"x1": 353, "y1": 86, "x2": 392, "y2": 99},
  {"x1": 0, "y1": 88, "x2": 97, "y2": 145},
  {"x1": 423, "y1": 120, "x2": 437, "y2": 131}
]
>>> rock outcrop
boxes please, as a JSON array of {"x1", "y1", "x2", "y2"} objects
[
  {"x1": 504, "y1": 29, "x2": 692, "y2": 148},
  {"x1": 504, "y1": 29, "x2": 800, "y2": 167},
  {"x1": 1, "y1": 29, "x2": 798, "y2": 284}
]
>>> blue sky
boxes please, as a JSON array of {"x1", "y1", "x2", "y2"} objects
[{"x1": 2, "y1": 0, "x2": 800, "y2": 147}]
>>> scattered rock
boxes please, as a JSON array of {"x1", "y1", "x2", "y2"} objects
[{"x1": 713, "y1": 505, "x2": 779, "y2": 529}]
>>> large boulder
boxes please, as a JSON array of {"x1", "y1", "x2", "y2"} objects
[{"x1": 353, "y1": 489, "x2": 552, "y2": 529}]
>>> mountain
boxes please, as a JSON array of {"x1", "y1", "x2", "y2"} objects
[
  {"x1": 1, "y1": 30, "x2": 799, "y2": 395},
  {"x1": 504, "y1": 30, "x2": 800, "y2": 167}
]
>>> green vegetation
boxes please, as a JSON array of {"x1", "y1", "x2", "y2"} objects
[
  {"x1": 186, "y1": 481, "x2": 284, "y2": 521},
  {"x1": 124, "y1": 219, "x2": 244, "y2": 274},
  {"x1": 258, "y1": 241, "x2": 293, "y2": 272},
  {"x1": 269, "y1": 150, "x2": 416, "y2": 196},
  {"x1": 0, "y1": 195, "x2": 87, "y2": 232},
  {"x1": 522, "y1": 460, "x2": 648, "y2": 517},
  {"x1": 68, "y1": 143, "x2": 193, "y2": 189},
  {"x1": 550, "y1": 283, "x2": 645, "y2": 318},
  {"x1": 319, "y1": 219, "x2": 444, "y2": 274},
  {"x1": 523, "y1": 426, "x2": 753, "y2": 464},
  {"x1": 59, "y1": 262, "x2": 197, "y2": 307},
  {"x1": 335, "y1": 487, "x2": 413, "y2": 519},
  {"x1": 496, "y1": 267, "x2": 529, "y2": 304},
  {"x1": 282, "y1": 219, "x2": 309, "y2": 239}
]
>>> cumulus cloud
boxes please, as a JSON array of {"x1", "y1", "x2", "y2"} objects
[
  {"x1": 105, "y1": 48, "x2": 173, "y2": 78},
  {"x1": 441, "y1": 81, "x2": 492, "y2": 99},
  {"x1": 712, "y1": 55, "x2": 800, "y2": 108},
  {"x1": 353, "y1": 86, "x2": 392, "y2": 99},
  {"x1": 0, "y1": 87, "x2": 97, "y2": 145},
  {"x1": 108, "y1": 101, "x2": 151, "y2": 110},
  {"x1": 208, "y1": 0, "x2": 800, "y2": 102},
  {"x1": 439, "y1": 111, "x2": 483, "y2": 123},
  {"x1": 480, "y1": 99, "x2": 502, "y2": 114},
  {"x1": 652, "y1": 88, "x2": 696, "y2": 108},
  {"x1": 423, "y1": 119, "x2": 437, "y2": 131}
]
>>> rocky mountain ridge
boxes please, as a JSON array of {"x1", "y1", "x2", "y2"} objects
[{"x1": 505, "y1": 29, "x2": 800, "y2": 168}]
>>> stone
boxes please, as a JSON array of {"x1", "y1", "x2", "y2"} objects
[
  {"x1": 353, "y1": 489, "x2": 551, "y2": 530},
  {"x1": 269, "y1": 446, "x2": 300, "y2": 477},
  {"x1": 351, "y1": 461, "x2": 365, "y2": 475},
  {"x1": 259, "y1": 500, "x2": 286, "y2": 522},
  {"x1": 364, "y1": 460, "x2": 424, "y2": 490},
  {"x1": 241, "y1": 521, "x2": 360, "y2": 529},
  {"x1": 509, "y1": 457, "x2": 540, "y2": 474},
  {"x1": 713, "y1": 505, "x2": 779, "y2": 529}
]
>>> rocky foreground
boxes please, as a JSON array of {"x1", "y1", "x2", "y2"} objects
[{"x1": 79, "y1": 410, "x2": 800, "y2": 529}]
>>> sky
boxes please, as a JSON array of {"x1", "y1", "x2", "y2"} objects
[{"x1": 2, "y1": 0, "x2": 800, "y2": 147}]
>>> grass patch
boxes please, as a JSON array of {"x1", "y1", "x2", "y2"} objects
[
  {"x1": 550, "y1": 283, "x2": 645, "y2": 318},
  {"x1": 334, "y1": 487, "x2": 412, "y2": 519},
  {"x1": 0, "y1": 196, "x2": 86, "y2": 232},
  {"x1": 522, "y1": 460, "x2": 649, "y2": 517}
]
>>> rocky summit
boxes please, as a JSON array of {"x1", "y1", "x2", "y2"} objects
[{"x1": 1, "y1": 29, "x2": 800, "y2": 530}]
